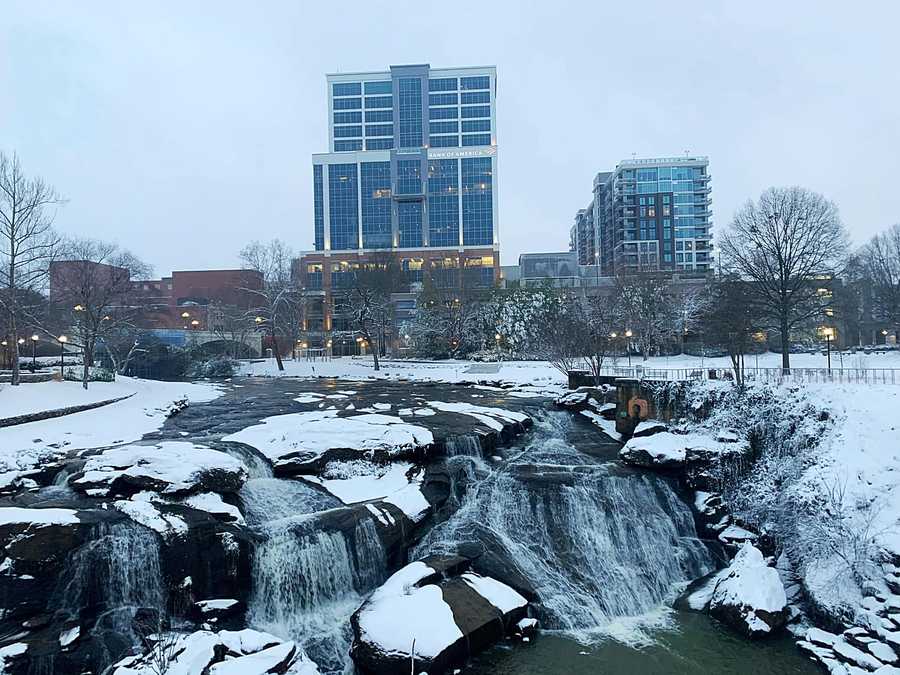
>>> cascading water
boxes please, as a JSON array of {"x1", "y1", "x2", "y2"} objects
[
  {"x1": 249, "y1": 514, "x2": 387, "y2": 673},
  {"x1": 444, "y1": 434, "x2": 483, "y2": 458},
  {"x1": 415, "y1": 411, "x2": 714, "y2": 642},
  {"x1": 47, "y1": 521, "x2": 166, "y2": 670},
  {"x1": 240, "y1": 477, "x2": 341, "y2": 526}
]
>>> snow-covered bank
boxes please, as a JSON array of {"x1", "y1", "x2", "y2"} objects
[{"x1": 0, "y1": 377, "x2": 222, "y2": 482}]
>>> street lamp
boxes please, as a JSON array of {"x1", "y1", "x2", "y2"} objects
[
  {"x1": 31, "y1": 335, "x2": 39, "y2": 369},
  {"x1": 624, "y1": 329, "x2": 633, "y2": 367},
  {"x1": 74, "y1": 304, "x2": 85, "y2": 312},
  {"x1": 190, "y1": 319, "x2": 200, "y2": 329},
  {"x1": 820, "y1": 326, "x2": 834, "y2": 372},
  {"x1": 58, "y1": 335, "x2": 68, "y2": 376}
]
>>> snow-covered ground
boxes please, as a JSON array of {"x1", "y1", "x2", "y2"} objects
[{"x1": 0, "y1": 377, "x2": 222, "y2": 477}]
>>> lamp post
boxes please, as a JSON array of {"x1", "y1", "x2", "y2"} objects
[
  {"x1": 624, "y1": 329, "x2": 633, "y2": 367},
  {"x1": 31, "y1": 335, "x2": 39, "y2": 368},
  {"x1": 58, "y1": 335, "x2": 68, "y2": 376},
  {"x1": 820, "y1": 326, "x2": 834, "y2": 372}
]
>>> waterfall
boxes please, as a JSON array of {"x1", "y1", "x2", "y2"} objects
[
  {"x1": 249, "y1": 514, "x2": 387, "y2": 672},
  {"x1": 49, "y1": 521, "x2": 166, "y2": 669},
  {"x1": 239, "y1": 477, "x2": 341, "y2": 526},
  {"x1": 415, "y1": 411, "x2": 714, "y2": 642},
  {"x1": 444, "y1": 434, "x2": 483, "y2": 458}
]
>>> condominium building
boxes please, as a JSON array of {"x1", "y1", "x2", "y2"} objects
[
  {"x1": 296, "y1": 63, "x2": 500, "y2": 352},
  {"x1": 570, "y1": 157, "x2": 712, "y2": 276}
]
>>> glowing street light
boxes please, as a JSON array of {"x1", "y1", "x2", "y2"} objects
[
  {"x1": 58, "y1": 335, "x2": 68, "y2": 376},
  {"x1": 30, "y1": 334, "x2": 39, "y2": 369},
  {"x1": 820, "y1": 326, "x2": 835, "y2": 372},
  {"x1": 74, "y1": 304, "x2": 85, "y2": 312}
]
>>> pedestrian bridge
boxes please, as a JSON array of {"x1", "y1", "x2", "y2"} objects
[{"x1": 145, "y1": 329, "x2": 263, "y2": 358}]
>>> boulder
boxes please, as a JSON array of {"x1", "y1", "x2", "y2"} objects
[
  {"x1": 631, "y1": 420, "x2": 667, "y2": 438},
  {"x1": 70, "y1": 442, "x2": 247, "y2": 498},
  {"x1": 709, "y1": 543, "x2": 788, "y2": 638},
  {"x1": 351, "y1": 557, "x2": 530, "y2": 675},
  {"x1": 190, "y1": 599, "x2": 246, "y2": 630},
  {"x1": 619, "y1": 432, "x2": 689, "y2": 469}
]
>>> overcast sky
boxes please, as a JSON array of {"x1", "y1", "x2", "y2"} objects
[{"x1": 3, "y1": 1, "x2": 899, "y2": 275}]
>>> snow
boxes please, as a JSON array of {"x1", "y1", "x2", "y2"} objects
[
  {"x1": 357, "y1": 561, "x2": 463, "y2": 659},
  {"x1": 580, "y1": 410, "x2": 622, "y2": 441},
  {"x1": 425, "y1": 401, "x2": 528, "y2": 431},
  {"x1": 621, "y1": 431, "x2": 740, "y2": 466},
  {"x1": 301, "y1": 461, "x2": 417, "y2": 505},
  {"x1": 73, "y1": 442, "x2": 246, "y2": 496},
  {"x1": 183, "y1": 492, "x2": 245, "y2": 524},
  {"x1": 461, "y1": 573, "x2": 528, "y2": 613},
  {"x1": 383, "y1": 482, "x2": 432, "y2": 523},
  {"x1": 710, "y1": 543, "x2": 787, "y2": 635},
  {"x1": 222, "y1": 410, "x2": 434, "y2": 467},
  {"x1": 0, "y1": 506, "x2": 79, "y2": 527},
  {"x1": 197, "y1": 599, "x2": 240, "y2": 612},
  {"x1": 59, "y1": 626, "x2": 80, "y2": 648},
  {"x1": 0, "y1": 377, "x2": 222, "y2": 480},
  {"x1": 208, "y1": 643, "x2": 296, "y2": 675},
  {"x1": 114, "y1": 494, "x2": 188, "y2": 536}
]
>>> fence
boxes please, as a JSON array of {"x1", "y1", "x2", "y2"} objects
[{"x1": 594, "y1": 365, "x2": 900, "y2": 386}]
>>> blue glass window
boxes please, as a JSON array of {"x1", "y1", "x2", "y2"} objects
[
  {"x1": 365, "y1": 110, "x2": 393, "y2": 123},
  {"x1": 461, "y1": 91, "x2": 490, "y2": 104},
  {"x1": 365, "y1": 138, "x2": 393, "y2": 150},
  {"x1": 462, "y1": 134, "x2": 490, "y2": 146},
  {"x1": 429, "y1": 107, "x2": 458, "y2": 120},
  {"x1": 461, "y1": 105, "x2": 491, "y2": 118},
  {"x1": 365, "y1": 124, "x2": 393, "y2": 137},
  {"x1": 428, "y1": 159, "x2": 459, "y2": 247},
  {"x1": 637, "y1": 169, "x2": 658, "y2": 181},
  {"x1": 430, "y1": 135, "x2": 459, "y2": 147},
  {"x1": 313, "y1": 165, "x2": 324, "y2": 250},
  {"x1": 428, "y1": 77, "x2": 457, "y2": 92},
  {"x1": 428, "y1": 93, "x2": 458, "y2": 106},
  {"x1": 396, "y1": 159, "x2": 421, "y2": 195},
  {"x1": 334, "y1": 125, "x2": 362, "y2": 138},
  {"x1": 461, "y1": 119, "x2": 490, "y2": 132},
  {"x1": 364, "y1": 81, "x2": 392, "y2": 95},
  {"x1": 460, "y1": 76, "x2": 490, "y2": 90},
  {"x1": 361, "y1": 162, "x2": 392, "y2": 249},
  {"x1": 328, "y1": 163, "x2": 358, "y2": 250},
  {"x1": 332, "y1": 82, "x2": 361, "y2": 97},
  {"x1": 333, "y1": 111, "x2": 362, "y2": 124},
  {"x1": 462, "y1": 157, "x2": 492, "y2": 246},
  {"x1": 333, "y1": 140, "x2": 362, "y2": 152},
  {"x1": 333, "y1": 98, "x2": 361, "y2": 110},
  {"x1": 365, "y1": 96, "x2": 393, "y2": 109},
  {"x1": 429, "y1": 121, "x2": 458, "y2": 134},
  {"x1": 398, "y1": 77, "x2": 423, "y2": 148},
  {"x1": 398, "y1": 202, "x2": 423, "y2": 247}
]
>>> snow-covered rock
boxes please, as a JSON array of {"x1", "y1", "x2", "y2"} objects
[
  {"x1": 619, "y1": 431, "x2": 747, "y2": 470},
  {"x1": 709, "y1": 543, "x2": 788, "y2": 638},
  {"x1": 71, "y1": 442, "x2": 247, "y2": 497},
  {"x1": 631, "y1": 419, "x2": 668, "y2": 438},
  {"x1": 351, "y1": 557, "x2": 529, "y2": 675}
]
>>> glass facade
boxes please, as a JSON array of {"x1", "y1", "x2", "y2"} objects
[
  {"x1": 396, "y1": 159, "x2": 422, "y2": 195},
  {"x1": 328, "y1": 163, "x2": 358, "y2": 250},
  {"x1": 462, "y1": 157, "x2": 493, "y2": 245},
  {"x1": 313, "y1": 165, "x2": 324, "y2": 250},
  {"x1": 427, "y1": 159, "x2": 459, "y2": 247},
  {"x1": 397, "y1": 77, "x2": 423, "y2": 148},
  {"x1": 360, "y1": 162, "x2": 392, "y2": 249},
  {"x1": 398, "y1": 201, "x2": 423, "y2": 247}
]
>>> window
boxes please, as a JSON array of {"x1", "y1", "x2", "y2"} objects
[
  {"x1": 365, "y1": 124, "x2": 393, "y2": 137},
  {"x1": 461, "y1": 119, "x2": 490, "y2": 133},
  {"x1": 662, "y1": 205, "x2": 671, "y2": 216},
  {"x1": 460, "y1": 76, "x2": 490, "y2": 90},
  {"x1": 313, "y1": 165, "x2": 324, "y2": 250},
  {"x1": 428, "y1": 93, "x2": 457, "y2": 106},
  {"x1": 333, "y1": 98, "x2": 361, "y2": 110},
  {"x1": 461, "y1": 91, "x2": 490, "y2": 104},
  {"x1": 334, "y1": 125, "x2": 362, "y2": 138},
  {"x1": 398, "y1": 202, "x2": 423, "y2": 247},
  {"x1": 365, "y1": 110, "x2": 393, "y2": 123},
  {"x1": 334, "y1": 111, "x2": 361, "y2": 124},
  {"x1": 365, "y1": 96, "x2": 393, "y2": 109},
  {"x1": 430, "y1": 135, "x2": 459, "y2": 147},
  {"x1": 429, "y1": 77, "x2": 457, "y2": 92},
  {"x1": 636, "y1": 168, "x2": 658, "y2": 181},
  {"x1": 427, "y1": 159, "x2": 459, "y2": 247},
  {"x1": 461, "y1": 105, "x2": 491, "y2": 118},
  {"x1": 462, "y1": 157, "x2": 492, "y2": 246},
  {"x1": 334, "y1": 140, "x2": 362, "y2": 151},
  {"x1": 396, "y1": 159, "x2": 421, "y2": 195},
  {"x1": 361, "y1": 162, "x2": 392, "y2": 249},
  {"x1": 332, "y1": 82, "x2": 361, "y2": 97},
  {"x1": 462, "y1": 134, "x2": 490, "y2": 146},
  {"x1": 328, "y1": 164, "x2": 358, "y2": 250},
  {"x1": 398, "y1": 78, "x2": 423, "y2": 148},
  {"x1": 364, "y1": 81, "x2": 391, "y2": 95},
  {"x1": 648, "y1": 207, "x2": 656, "y2": 217},
  {"x1": 430, "y1": 121, "x2": 458, "y2": 134},
  {"x1": 429, "y1": 107, "x2": 458, "y2": 120},
  {"x1": 365, "y1": 138, "x2": 393, "y2": 150}
]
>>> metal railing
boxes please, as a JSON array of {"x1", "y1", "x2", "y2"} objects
[{"x1": 596, "y1": 366, "x2": 900, "y2": 385}]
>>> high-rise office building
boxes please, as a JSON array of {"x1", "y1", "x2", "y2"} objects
[
  {"x1": 570, "y1": 156, "x2": 712, "y2": 275},
  {"x1": 297, "y1": 64, "x2": 499, "y2": 352}
]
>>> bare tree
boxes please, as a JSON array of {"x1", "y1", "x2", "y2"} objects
[
  {"x1": 702, "y1": 279, "x2": 766, "y2": 385},
  {"x1": 0, "y1": 152, "x2": 64, "y2": 385},
  {"x1": 207, "y1": 302, "x2": 255, "y2": 359},
  {"x1": 720, "y1": 187, "x2": 849, "y2": 370},
  {"x1": 615, "y1": 272, "x2": 678, "y2": 360},
  {"x1": 411, "y1": 276, "x2": 484, "y2": 359},
  {"x1": 52, "y1": 237, "x2": 151, "y2": 389},
  {"x1": 238, "y1": 239, "x2": 299, "y2": 372},
  {"x1": 859, "y1": 224, "x2": 900, "y2": 336}
]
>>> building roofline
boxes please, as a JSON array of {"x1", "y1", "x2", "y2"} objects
[{"x1": 326, "y1": 64, "x2": 497, "y2": 79}]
